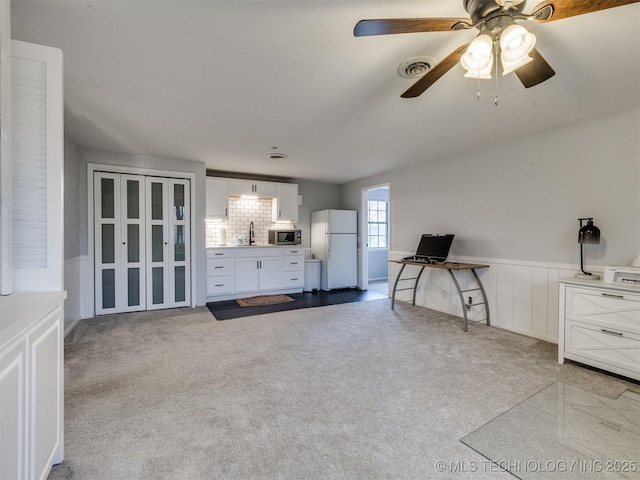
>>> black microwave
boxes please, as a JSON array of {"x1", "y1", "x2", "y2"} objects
[{"x1": 268, "y1": 229, "x2": 301, "y2": 245}]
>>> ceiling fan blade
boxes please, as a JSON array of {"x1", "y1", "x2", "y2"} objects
[
  {"x1": 401, "y1": 44, "x2": 469, "y2": 98},
  {"x1": 532, "y1": 0, "x2": 639, "y2": 22},
  {"x1": 514, "y1": 48, "x2": 556, "y2": 88},
  {"x1": 354, "y1": 18, "x2": 471, "y2": 37}
]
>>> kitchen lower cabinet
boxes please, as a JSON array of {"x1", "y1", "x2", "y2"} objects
[
  {"x1": 558, "y1": 279, "x2": 640, "y2": 381},
  {"x1": 234, "y1": 249, "x2": 283, "y2": 293},
  {"x1": 1, "y1": 292, "x2": 66, "y2": 480},
  {"x1": 206, "y1": 247, "x2": 304, "y2": 301}
]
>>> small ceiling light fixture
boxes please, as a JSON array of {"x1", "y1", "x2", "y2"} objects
[
  {"x1": 460, "y1": 32, "x2": 494, "y2": 79},
  {"x1": 576, "y1": 217, "x2": 601, "y2": 280},
  {"x1": 500, "y1": 23, "x2": 536, "y2": 74}
]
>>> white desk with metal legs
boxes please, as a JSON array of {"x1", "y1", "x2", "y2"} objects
[{"x1": 389, "y1": 260, "x2": 490, "y2": 332}]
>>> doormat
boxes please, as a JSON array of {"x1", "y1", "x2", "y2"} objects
[{"x1": 235, "y1": 294, "x2": 295, "y2": 307}]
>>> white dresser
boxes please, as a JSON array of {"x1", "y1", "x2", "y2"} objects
[{"x1": 558, "y1": 278, "x2": 640, "y2": 381}]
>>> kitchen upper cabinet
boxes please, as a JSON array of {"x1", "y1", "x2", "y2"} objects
[
  {"x1": 228, "y1": 179, "x2": 276, "y2": 198},
  {"x1": 272, "y1": 183, "x2": 299, "y2": 222},
  {"x1": 206, "y1": 177, "x2": 229, "y2": 219}
]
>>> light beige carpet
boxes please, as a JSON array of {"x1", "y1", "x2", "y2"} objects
[{"x1": 49, "y1": 299, "x2": 636, "y2": 480}]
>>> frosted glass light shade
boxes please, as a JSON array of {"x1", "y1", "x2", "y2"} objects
[
  {"x1": 461, "y1": 33, "x2": 494, "y2": 78},
  {"x1": 500, "y1": 24, "x2": 536, "y2": 74}
]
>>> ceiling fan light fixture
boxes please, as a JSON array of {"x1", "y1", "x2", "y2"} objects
[
  {"x1": 460, "y1": 33, "x2": 494, "y2": 76},
  {"x1": 499, "y1": 23, "x2": 536, "y2": 74}
]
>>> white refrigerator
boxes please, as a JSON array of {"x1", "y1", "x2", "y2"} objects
[{"x1": 311, "y1": 209, "x2": 358, "y2": 291}]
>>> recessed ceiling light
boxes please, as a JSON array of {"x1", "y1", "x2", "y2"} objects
[{"x1": 266, "y1": 153, "x2": 288, "y2": 160}]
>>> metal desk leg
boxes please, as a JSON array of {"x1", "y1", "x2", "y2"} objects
[
  {"x1": 391, "y1": 263, "x2": 407, "y2": 310},
  {"x1": 412, "y1": 266, "x2": 426, "y2": 306},
  {"x1": 447, "y1": 269, "x2": 468, "y2": 332},
  {"x1": 471, "y1": 268, "x2": 490, "y2": 326}
]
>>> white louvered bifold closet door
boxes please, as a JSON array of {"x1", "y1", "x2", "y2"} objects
[{"x1": 10, "y1": 40, "x2": 63, "y2": 292}]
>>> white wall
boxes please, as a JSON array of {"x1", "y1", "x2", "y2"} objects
[
  {"x1": 295, "y1": 179, "x2": 341, "y2": 249},
  {"x1": 341, "y1": 107, "x2": 640, "y2": 342},
  {"x1": 0, "y1": 0, "x2": 10, "y2": 294}
]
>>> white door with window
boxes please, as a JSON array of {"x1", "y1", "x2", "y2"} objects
[{"x1": 94, "y1": 172, "x2": 190, "y2": 314}]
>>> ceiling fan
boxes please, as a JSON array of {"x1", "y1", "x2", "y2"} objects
[{"x1": 354, "y1": 0, "x2": 639, "y2": 98}]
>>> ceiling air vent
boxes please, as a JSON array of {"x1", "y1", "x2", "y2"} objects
[{"x1": 398, "y1": 56, "x2": 436, "y2": 79}]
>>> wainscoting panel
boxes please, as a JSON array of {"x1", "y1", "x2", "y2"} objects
[{"x1": 389, "y1": 252, "x2": 593, "y2": 343}]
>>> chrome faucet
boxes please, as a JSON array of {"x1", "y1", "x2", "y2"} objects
[{"x1": 249, "y1": 221, "x2": 255, "y2": 245}]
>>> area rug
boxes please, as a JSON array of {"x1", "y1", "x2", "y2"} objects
[{"x1": 235, "y1": 294, "x2": 294, "y2": 307}]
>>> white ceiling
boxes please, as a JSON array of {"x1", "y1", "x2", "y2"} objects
[{"x1": 10, "y1": 0, "x2": 640, "y2": 184}]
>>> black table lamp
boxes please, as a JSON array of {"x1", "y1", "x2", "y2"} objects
[{"x1": 576, "y1": 217, "x2": 601, "y2": 280}]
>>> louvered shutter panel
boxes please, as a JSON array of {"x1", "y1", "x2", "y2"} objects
[{"x1": 11, "y1": 40, "x2": 63, "y2": 291}]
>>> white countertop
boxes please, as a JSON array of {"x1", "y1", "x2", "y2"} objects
[
  {"x1": 207, "y1": 244, "x2": 288, "y2": 249},
  {"x1": 0, "y1": 291, "x2": 67, "y2": 348}
]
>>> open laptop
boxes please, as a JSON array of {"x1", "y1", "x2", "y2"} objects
[{"x1": 403, "y1": 234, "x2": 454, "y2": 264}]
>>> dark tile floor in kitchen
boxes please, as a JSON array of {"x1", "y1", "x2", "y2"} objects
[{"x1": 207, "y1": 287, "x2": 388, "y2": 320}]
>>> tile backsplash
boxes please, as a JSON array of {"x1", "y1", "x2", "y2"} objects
[{"x1": 205, "y1": 197, "x2": 294, "y2": 247}]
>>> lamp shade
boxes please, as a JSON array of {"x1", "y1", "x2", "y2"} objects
[
  {"x1": 578, "y1": 219, "x2": 600, "y2": 245},
  {"x1": 500, "y1": 23, "x2": 536, "y2": 75},
  {"x1": 461, "y1": 33, "x2": 494, "y2": 78}
]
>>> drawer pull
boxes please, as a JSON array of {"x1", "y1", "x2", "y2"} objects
[
  {"x1": 291, "y1": 262, "x2": 298, "y2": 265},
  {"x1": 215, "y1": 253, "x2": 224, "y2": 256},
  {"x1": 600, "y1": 329, "x2": 623, "y2": 337},
  {"x1": 215, "y1": 266, "x2": 224, "y2": 269},
  {"x1": 290, "y1": 250, "x2": 298, "y2": 253},
  {"x1": 291, "y1": 278, "x2": 298, "y2": 281},
  {"x1": 215, "y1": 284, "x2": 224, "y2": 287},
  {"x1": 601, "y1": 293, "x2": 624, "y2": 299}
]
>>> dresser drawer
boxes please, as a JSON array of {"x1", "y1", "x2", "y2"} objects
[
  {"x1": 207, "y1": 258, "x2": 233, "y2": 276},
  {"x1": 206, "y1": 276, "x2": 232, "y2": 295},
  {"x1": 283, "y1": 256, "x2": 304, "y2": 272},
  {"x1": 283, "y1": 271, "x2": 304, "y2": 288},
  {"x1": 283, "y1": 247, "x2": 304, "y2": 256},
  {"x1": 565, "y1": 319, "x2": 640, "y2": 376},
  {"x1": 566, "y1": 286, "x2": 640, "y2": 335}
]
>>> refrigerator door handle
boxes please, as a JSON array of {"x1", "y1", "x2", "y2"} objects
[{"x1": 327, "y1": 233, "x2": 331, "y2": 260}]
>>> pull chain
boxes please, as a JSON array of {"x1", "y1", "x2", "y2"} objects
[
  {"x1": 477, "y1": 76, "x2": 481, "y2": 100},
  {"x1": 494, "y1": 43, "x2": 499, "y2": 106}
]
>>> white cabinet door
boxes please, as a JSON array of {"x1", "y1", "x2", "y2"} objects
[
  {"x1": 234, "y1": 257, "x2": 259, "y2": 293},
  {"x1": 272, "y1": 183, "x2": 298, "y2": 222},
  {"x1": 0, "y1": 340, "x2": 28, "y2": 480},
  {"x1": 228, "y1": 179, "x2": 276, "y2": 198},
  {"x1": 259, "y1": 257, "x2": 283, "y2": 291},
  {"x1": 206, "y1": 177, "x2": 228, "y2": 219},
  {"x1": 29, "y1": 309, "x2": 63, "y2": 480}
]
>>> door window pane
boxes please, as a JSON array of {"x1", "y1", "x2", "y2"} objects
[
  {"x1": 101, "y1": 224, "x2": 115, "y2": 264},
  {"x1": 127, "y1": 224, "x2": 140, "y2": 263},
  {"x1": 174, "y1": 184, "x2": 185, "y2": 221},
  {"x1": 127, "y1": 180, "x2": 139, "y2": 219},
  {"x1": 175, "y1": 266, "x2": 186, "y2": 302},
  {"x1": 152, "y1": 225, "x2": 164, "y2": 262},
  {"x1": 102, "y1": 269, "x2": 116, "y2": 309},
  {"x1": 174, "y1": 225, "x2": 185, "y2": 262},
  {"x1": 127, "y1": 268, "x2": 140, "y2": 307},
  {"x1": 151, "y1": 182, "x2": 163, "y2": 220},
  {"x1": 101, "y1": 178, "x2": 114, "y2": 219},
  {"x1": 152, "y1": 267, "x2": 164, "y2": 304}
]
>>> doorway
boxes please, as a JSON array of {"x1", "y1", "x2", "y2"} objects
[{"x1": 361, "y1": 184, "x2": 390, "y2": 295}]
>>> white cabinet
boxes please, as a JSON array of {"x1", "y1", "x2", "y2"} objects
[
  {"x1": 206, "y1": 177, "x2": 229, "y2": 219},
  {"x1": 272, "y1": 183, "x2": 299, "y2": 222},
  {"x1": 228, "y1": 179, "x2": 276, "y2": 198},
  {"x1": 558, "y1": 279, "x2": 640, "y2": 381},
  {"x1": 0, "y1": 292, "x2": 65, "y2": 480},
  {"x1": 234, "y1": 248, "x2": 283, "y2": 293},
  {"x1": 206, "y1": 248, "x2": 233, "y2": 295},
  {"x1": 283, "y1": 247, "x2": 304, "y2": 288}
]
